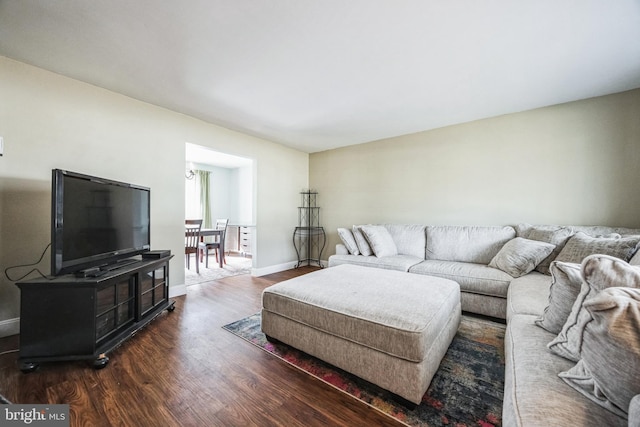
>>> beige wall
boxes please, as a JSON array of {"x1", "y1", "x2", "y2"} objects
[
  {"x1": 0, "y1": 56, "x2": 308, "y2": 335},
  {"x1": 310, "y1": 89, "x2": 640, "y2": 256}
]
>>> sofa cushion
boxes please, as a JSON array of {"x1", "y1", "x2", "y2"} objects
[
  {"x1": 352, "y1": 225, "x2": 373, "y2": 256},
  {"x1": 460, "y1": 292, "x2": 507, "y2": 320},
  {"x1": 548, "y1": 255, "x2": 640, "y2": 362},
  {"x1": 328, "y1": 254, "x2": 423, "y2": 272},
  {"x1": 573, "y1": 225, "x2": 640, "y2": 237},
  {"x1": 507, "y1": 272, "x2": 551, "y2": 321},
  {"x1": 409, "y1": 260, "x2": 512, "y2": 298},
  {"x1": 337, "y1": 228, "x2": 359, "y2": 255},
  {"x1": 559, "y1": 287, "x2": 640, "y2": 418},
  {"x1": 335, "y1": 243, "x2": 350, "y2": 255},
  {"x1": 503, "y1": 314, "x2": 627, "y2": 427},
  {"x1": 554, "y1": 232, "x2": 640, "y2": 265},
  {"x1": 524, "y1": 225, "x2": 574, "y2": 275},
  {"x1": 535, "y1": 261, "x2": 583, "y2": 334},
  {"x1": 360, "y1": 225, "x2": 398, "y2": 257},
  {"x1": 630, "y1": 395, "x2": 640, "y2": 426},
  {"x1": 425, "y1": 225, "x2": 515, "y2": 264},
  {"x1": 489, "y1": 237, "x2": 555, "y2": 277},
  {"x1": 383, "y1": 224, "x2": 427, "y2": 258}
]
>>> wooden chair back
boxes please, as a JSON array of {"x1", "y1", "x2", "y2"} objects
[
  {"x1": 215, "y1": 219, "x2": 229, "y2": 237},
  {"x1": 185, "y1": 219, "x2": 203, "y2": 254}
]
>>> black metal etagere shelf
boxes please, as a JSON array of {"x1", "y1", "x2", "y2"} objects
[{"x1": 293, "y1": 190, "x2": 325, "y2": 267}]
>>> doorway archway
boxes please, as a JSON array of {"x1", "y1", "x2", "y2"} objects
[{"x1": 184, "y1": 143, "x2": 255, "y2": 285}]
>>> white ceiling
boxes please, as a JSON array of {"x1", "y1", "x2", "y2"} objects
[{"x1": 1, "y1": 1, "x2": 640, "y2": 153}]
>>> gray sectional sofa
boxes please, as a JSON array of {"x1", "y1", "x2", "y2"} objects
[{"x1": 327, "y1": 223, "x2": 640, "y2": 426}]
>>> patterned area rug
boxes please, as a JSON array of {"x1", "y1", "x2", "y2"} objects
[
  {"x1": 223, "y1": 313, "x2": 505, "y2": 427},
  {"x1": 185, "y1": 255, "x2": 252, "y2": 286}
]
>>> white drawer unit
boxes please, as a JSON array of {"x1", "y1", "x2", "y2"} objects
[{"x1": 239, "y1": 226, "x2": 252, "y2": 255}]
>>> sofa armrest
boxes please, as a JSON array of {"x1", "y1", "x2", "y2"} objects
[
  {"x1": 630, "y1": 395, "x2": 640, "y2": 427},
  {"x1": 336, "y1": 244, "x2": 349, "y2": 255}
]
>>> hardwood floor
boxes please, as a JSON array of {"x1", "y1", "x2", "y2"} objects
[{"x1": 0, "y1": 267, "x2": 401, "y2": 427}]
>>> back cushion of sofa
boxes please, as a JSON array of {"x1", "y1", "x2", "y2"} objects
[
  {"x1": 383, "y1": 224, "x2": 427, "y2": 258},
  {"x1": 426, "y1": 225, "x2": 516, "y2": 264},
  {"x1": 573, "y1": 225, "x2": 640, "y2": 236},
  {"x1": 517, "y1": 224, "x2": 640, "y2": 238}
]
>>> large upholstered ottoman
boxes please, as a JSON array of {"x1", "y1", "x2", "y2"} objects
[{"x1": 261, "y1": 264, "x2": 461, "y2": 405}]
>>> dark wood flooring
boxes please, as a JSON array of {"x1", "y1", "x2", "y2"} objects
[{"x1": 0, "y1": 267, "x2": 401, "y2": 426}]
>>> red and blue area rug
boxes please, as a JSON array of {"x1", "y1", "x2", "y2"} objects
[{"x1": 223, "y1": 313, "x2": 505, "y2": 427}]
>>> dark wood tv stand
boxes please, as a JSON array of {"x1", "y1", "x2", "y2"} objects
[{"x1": 16, "y1": 255, "x2": 174, "y2": 372}]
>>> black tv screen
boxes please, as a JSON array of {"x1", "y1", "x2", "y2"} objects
[{"x1": 51, "y1": 169, "x2": 150, "y2": 276}]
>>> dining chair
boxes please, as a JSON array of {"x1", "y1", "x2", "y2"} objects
[
  {"x1": 185, "y1": 219, "x2": 203, "y2": 274},
  {"x1": 199, "y1": 218, "x2": 229, "y2": 268}
]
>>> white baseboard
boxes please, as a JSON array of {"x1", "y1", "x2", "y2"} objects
[
  {"x1": 252, "y1": 259, "x2": 328, "y2": 277},
  {"x1": 252, "y1": 261, "x2": 297, "y2": 277},
  {"x1": 0, "y1": 317, "x2": 20, "y2": 338}
]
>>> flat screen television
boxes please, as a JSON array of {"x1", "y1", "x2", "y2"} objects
[{"x1": 51, "y1": 169, "x2": 151, "y2": 276}]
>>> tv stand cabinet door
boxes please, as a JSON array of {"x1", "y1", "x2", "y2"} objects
[
  {"x1": 138, "y1": 263, "x2": 169, "y2": 318},
  {"x1": 95, "y1": 277, "x2": 136, "y2": 343},
  {"x1": 18, "y1": 285, "x2": 96, "y2": 359}
]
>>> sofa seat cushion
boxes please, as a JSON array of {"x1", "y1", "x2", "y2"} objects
[
  {"x1": 409, "y1": 260, "x2": 512, "y2": 298},
  {"x1": 328, "y1": 254, "x2": 423, "y2": 272},
  {"x1": 503, "y1": 314, "x2": 627, "y2": 427},
  {"x1": 506, "y1": 272, "x2": 550, "y2": 321}
]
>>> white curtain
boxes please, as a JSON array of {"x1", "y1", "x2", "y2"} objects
[
  {"x1": 185, "y1": 169, "x2": 212, "y2": 229},
  {"x1": 197, "y1": 170, "x2": 212, "y2": 229}
]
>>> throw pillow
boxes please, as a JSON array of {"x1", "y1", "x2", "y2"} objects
[
  {"x1": 352, "y1": 225, "x2": 373, "y2": 256},
  {"x1": 548, "y1": 254, "x2": 640, "y2": 362},
  {"x1": 535, "y1": 261, "x2": 583, "y2": 334},
  {"x1": 559, "y1": 287, "x2": 640, "y2": 418},
  {"x1": 630, "y1": 395, "x2": 640, "y2": 426},
  {"x1": 337, "y1": 228, "x2": 360, "y2": 255},
  {"x1": 554, "y1": 232, "x2": 640, "y2": 265},
  {"x1": 526, "y1": 226, "x2": 574, "y2": 275},
  {"x1": 489, "y1": 237, "x2": 555, "y2": 278},
  {"x1": 360, "y1": 225, "x2": 398, "y2": 258}
]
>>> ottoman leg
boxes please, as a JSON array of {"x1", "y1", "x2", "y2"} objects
[
  {"x1": 391, "y1": 393, "x2": 419, "y2": 410},
  {"x1": 265, "y1": 334, "x2": 281, "y2": 344}
]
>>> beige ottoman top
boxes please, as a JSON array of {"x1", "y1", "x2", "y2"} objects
[{"x1": 262, "y1": 264, "x2": 460, "y2": 363}]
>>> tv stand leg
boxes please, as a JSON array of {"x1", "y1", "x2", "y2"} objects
[
  {"x1": 19, "y1": 361, "x2": 39, "y2": 374},
  {"x1": 93, "y1": 354, "x2": 109, "y2": 370},
  {"x1": 167, "y1": 300, "x2": 176, "y2": 312}
]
